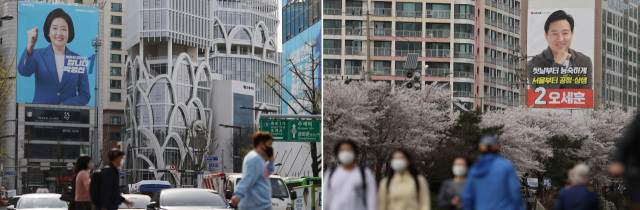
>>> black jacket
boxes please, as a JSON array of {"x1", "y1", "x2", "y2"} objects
[
  {"x1": 527, "y1": 47, "x2": 593, "y2": 90},
  {"x1": 99, "y1": 163, "x2": 125, "y2": 210}
]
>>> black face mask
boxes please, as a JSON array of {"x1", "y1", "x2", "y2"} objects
[{"x1": 265, "y1": 146, "x2": 274, "y2": 158}]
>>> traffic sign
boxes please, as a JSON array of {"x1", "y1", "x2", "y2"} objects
[
  {"x1": 208, "y1": 163, "x2": 220, "y2": 168},
  {"x1": 196, "y1": 172, "x2": 205, "y2": 175},
  {"x1": 119, "y1": 173, "x2": 126, "y2": 177},
  {"x1": 66, "y1": 163, "x2": 74, "y2": 171},
  {"x1": 205, "y1": 157, "x2": 219, "y2": 162},
  {"x1": 169, "y1": 164, "x2": 176, "y2": 170},
  {"x1": 3, "y1": 172, "x2": 16, "y2": 176},
  {"x1": 259, "y1": 119, "x2": 320, "y2": 142}
]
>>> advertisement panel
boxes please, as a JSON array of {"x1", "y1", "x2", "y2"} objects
[
  {"x1": 293, "y1": 186, "x2": 320, "y2": 210},
  {"x1": 527, "y1": 6, "x2": 594, "y2": 108},
  {"x1": 17, "y1": 2, "x2": 98, "y2": 106},
  {"x1": 281, "y1": 23, "x2": 322, "y2": 114}
]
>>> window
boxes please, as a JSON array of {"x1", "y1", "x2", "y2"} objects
[
  {"x1": 110, "y1": 117, "x2": 121, "y2": 125},
  {"x1": 111, "y1": 3, "x2": 122, "y2": 11},
  {"x1": 110, "y1": 41, "x2": 121, "y2": 50},
  {"x1": 74, "y1": 0, "x2": 83, "y2": 3},
  {"x1": 110, "y1": 54, "x2": 121, "y2": 63},
  {"x1": 111, "y1": 28, "x2": 122, "y2": 37},
  {"x1": 110, "y1": 93, "x2": 121, "y2": 101},
  {"x1": 111, "y1": 16, "x2": 122, "y2": 24},
  {"x1": 110, "y1": 132, "x2": 121, "y2": 140},
  {"x1": 110, "y1": 80, "x2": 121, "y2": 88},
  {"x1": 110, "y1": 67, "x2": 121, "y2": 75}
]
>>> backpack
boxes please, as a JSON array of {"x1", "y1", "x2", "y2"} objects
[
  {"x1": 327, "y1": 166, "x2": 367, "y2": 207},
  {"x1": 386, "y1": 172, "x2": 421, "y2": 203},
  {"x1": 90, "y1": 165, "x2": 108, "y2": 207}
]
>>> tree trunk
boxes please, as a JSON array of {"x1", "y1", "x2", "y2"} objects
[
  {"x1": 536, "y1": 173, "x2": 545, "y2": 198},
  {"x1": 309, "y1": 142, "x2": 320, "y2": 177},
  {"x1": 375, "y1": 157, "x2": 384, "y2": 184}
]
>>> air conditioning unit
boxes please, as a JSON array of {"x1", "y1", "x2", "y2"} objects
[
  {"x1": 346, "y1": 31, "x2": 352, "y2": 35},
  {"x1": 426, "y1": 11, "x2": 433, "y2": 15}
]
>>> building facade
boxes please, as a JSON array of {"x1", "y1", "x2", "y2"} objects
[{"x1": 323, "y1": 0, "x2": 523, "y2": 111}]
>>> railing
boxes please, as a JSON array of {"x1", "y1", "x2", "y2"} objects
[
  {"x1": 374, "y1": 8, "x2": 392, "y2": 17},
  {"x1": 454, "y1": 13, "x2": 475, "y2": 20},
  {"x1": 508, "y1": 26, "x2": 514, "y2": 32},
  {"x1": 346, "y1": 7, "x2": 363, "y2": 16},
  {"x1": 454, "y1": 71, "x2": 474, "y2": 79},
  {"x1": 491, "y1": 38, "x2": 497, "y2": 45},
  {"x1": 425, "y1": 49, "x2": 450, "y2": 58},
  {"x1": 454, "y1": 32, "x2": 474, "y2": 40},
  {"x1": 424, "y1": 29, "x2": 450, "y2": 38},
  {"x1": 484, "y1": 54, "x2": 496, "y2": 64},
  {"x1": 491, "y1": 20, "x2": 497, "y2": 26},
  {"x1": 371, "y1": 67, "x2": 392, "y2": 75},
  {"x1": 454, "y1": 52, "x2": 474, "y2": 59},
  {"x1": 426, "y1": 10, "x2": 450, "y2": 19},
  {"x1": 515, "y1": 26, "x2": 521, "y2": 34},
  {"x1": 507, "y1": 43, "x2": 514, "y2": 50},
  {"x1": 509, "y1": 7, "x2": 514, "y2": 14},
  {"x1": 497, "y1": 21, "x2": 504, "y2": 30},
  {"x1": 485, "y1": 0, "x2": 491, "y2": 6},
  {"x1": 323, "y1": 8, "x2": 342, "y2": 15},
  {"x1": 345, "y1": 28, "x2": 363, "y2": 36},
  {"x1": 485, "y1": 36, "x2": 492, "y2": 45},
  {"x1": 497, "y1": 2, "x2": 506, "y2": 10},
  {"x1": 497, "y1": 40, "x2": 505, "y2": 48},
  {"x1": 496, "y1": 78, "x2": 509, "y2": 86},
  {"x1": 485, "y1": 18, "x2": 491, "y2": 25},
  {"x1": 374, "y1": 28, "x2": 393, "y2": 36},
  {"x1": 324, "y1": 48, "x2": 341, "y2": 55},
  {"x1": 490, "y1": 95, "x2": 496, "y2": 102},
  {"x1": 454, "y1": 91, "x2": 473, "y2": 97},
  {"x1": 324, "y1": 28, "x2": 341, "y2": 35},
  {"x1": 496, "y1": 58, "x2": 504, "y2": 67},
  {"x1": 515, "y1": 8, "x2": 521, "y2": 16},
  {"x1": 323, "y1": 68, "x2": 341, "y2": 75},
  {"x1": 373, "y1": 48, "x2": 392, "y2": 56},
  {"x1": 396, "y1": 30, "x2": 422, "y2": 37},
  {"x1": 396, "y1": 70, "x2": 411, "y2": 77},
  {"x1": 345, "y1": 66, "x2": 363, "y2": 75},
  {"x1": 397, "y1": 10, "x2": 422, "y2": 17},
  {"x1": 484, "y1": 74, "x2": 496, "y2": 83},
  {"x1": 345, "y1": 47, "x2": 364, "y2": 55},
  {"x1": 396, "y1": 49, "x2": 422, "y2": 57},
  {"x1": 425, "y1": 69, "x2": 451, "y2": 77},
  {"x1": 490, "y1": 1, "x2": 497, "y2": 7}
]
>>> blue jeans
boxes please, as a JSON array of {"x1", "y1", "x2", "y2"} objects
[{"x1": 76, "y1": 202, "x2": 91, "y2": 210}]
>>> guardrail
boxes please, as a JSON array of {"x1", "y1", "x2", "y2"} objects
[
  {"x1": 426, "y1": 10, "x2": 450, "y2": 19},
  {"x1": 396, "y1": 30, "x2": 422, "y2": 37},
  {"x1": 425, "y1": 49, "x2": 450, "y2": 58},
  {"x1": 323, "y1": 48, "x2": 341, "y2": 55},
  {"x1": 345, "y1": 66, "x2": 363, "y2": 75},
  {"x1": 397, "y1": 11, "x2": 422, "y2": 17},
  {"x1": 324, "y1": 28, "x2": 341, "y2": 35},
  {"x1": 323, "y1": 8, "x2": 342, "y2": 15},
  {"x1": 424, "y1": 29, "x2": 450, "y2": 38},
  {"x1": 374, "y1": 8, "x2": 392, "y2": 17},
  {"x1": 373, "y1": 48, "x2": 392, "y2": 56}
]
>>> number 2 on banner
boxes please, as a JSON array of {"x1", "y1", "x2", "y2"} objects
[{"x1": 534, "y1": 87, "x2": 547, "y2": 105}]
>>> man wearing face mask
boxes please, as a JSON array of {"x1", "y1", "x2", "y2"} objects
[
  {"x1": 98, "y1": 149, "x2": 134, "y2": 210},
  {"x1": 231, "y1": 131, "x2": 275, "y2": 210},
  {"x1": 461, "y1": 135, "x2": 523, "y2": 210},
  {"x1": 325, "y1": 140, "x2": 377, "y2": 210},
  {"x1": 438, "y1": 157, "x2": 470, "y2": 210}
]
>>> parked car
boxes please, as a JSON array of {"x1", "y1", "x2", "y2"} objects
[
  {"x1": 8, "y1": 193, "x2": 67, "y2": 210},
  {"x1": 119, "y1": 194, "x2": 151, "y2": 210},
  {"x1": 146, "y1": 188, "x2": 233, "y2": 210},
  {"x1": 10, "y1": 196, "x2": 20, "y2": 207}
]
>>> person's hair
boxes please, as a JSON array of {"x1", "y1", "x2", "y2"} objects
[
  {"x1": 333, "y1": 140, "x2": 359, "y2": 156},
  {"x1": 544, "y1": 10, "x2": 574, "y2": 34},
  {"x1": 107, "y1": 148, "x2": 125, "y2": 161},
  {"x1": 569, "y1": 163, "x2": 590, "y2": 184},
  {"x1": 386, "y1": 149, "x2": 418, "y2": 177},
  {"x1": 43, "y1": 8, "x2": 75, "y2": 43},
  {"x1": 73, "y1": 155, "x2": 91, "y2": 174},
  {"x1": 453, "y1": 156, "x2": 471, "y2": 168},
  {"x1": 252, "y1": 131, "x2": 273, "y2": 148}
]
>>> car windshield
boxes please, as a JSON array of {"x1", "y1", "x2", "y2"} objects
[
  {"x1": 119, "y1": 196, "x2": 151, "y2": 209},
  {"x1": 18, "y1": 197, "x2": 67, "y2": 209},
  {"x1": 161, "y1": 191, "x2": 227, "y2": 207}
]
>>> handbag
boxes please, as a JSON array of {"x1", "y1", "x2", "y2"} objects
[{"x1": 60, "y1": 173, "x2": 77, "y2": 210}]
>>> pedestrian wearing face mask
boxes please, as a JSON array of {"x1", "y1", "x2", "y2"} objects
[
  {"x1": 438, "y1": 157, "x2": 470, "y2": 210},
  {"x1": 325, "y1": 140, "x2": 377, "y2": 210},
  {"x1": 231, "y1": 131, "x2": 275, "y2": 210},
  {"x1": 378, "y1": 149, "x2": 430, "y2": 210}
]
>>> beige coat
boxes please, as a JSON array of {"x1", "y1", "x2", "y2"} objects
[{"x1": 378, "y1": 172, "x2": 431, "y2": 210}]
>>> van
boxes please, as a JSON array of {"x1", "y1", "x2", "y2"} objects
[{"x1": 203, "y1": 173, "x2": 292, "y2": 210}]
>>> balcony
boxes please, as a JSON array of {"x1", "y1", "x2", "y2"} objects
[
  {"x1": 323, "y1": 8, "x2": 342, "y2": 15},
  {"x1": 396, "y1": 30, "x2": 422, "y2": 37},
  {"x1": 425, "y1": 49, "x2": 450, "y2": 58},
  {"x1": 491, "y1": 20, "x2": 497, "y2": 26},
  {"x1": 372, "y1": 67, "x2": 392, "y2": 75},
  {"x1": 395, "y1": 70, "x2": 411, "y2": 77},
  {"x1": 497, "y1": 21, "x2": 504, "y2": 30},
  {"x1": 374, "y1": 28, "x2": 393, "y2": 36},
  {"x1": 324, "y1": 48, "x2": 341, "y2": 55},
  {"x1": 426, "y1": 10, "x2": 450, "y2": 19},
  {"x1": 346, "y1": 7, "x2": 363, "y2": 16},
  {"x1": 454, "y1": 32, "x2": 474, "y2": 40},
  {"x1": 397, "y1": 10, "x2": 422, "y2": 18},
  {"x1": 485, "y1": 18, "x2": 490, "y2": 25},
  {"x1": 453, "y1": 91, "x2": 473, "y2": 97},
  {"x1": 374, "y1": 8, "x2": 392, "y2": 17},
  {"x1": 497, "y1": 2, "x2": 506, "y2": 10},
  {"x1": 484, "y1": 74, "x2": 496, "y2": 83},
  {"x1": 508, "y1": 26, "x2": 514, "y2": 32},
  {"x1": 424, "y1": 29, "x2": 450, "y2": 38},
  {"x1": 515, "y1": 8, "x2": 521, "y2": 16},
  {"x1": 345, "y1": 66, "x2": 363, "y2": 75},
  {"x1": 509, "y1": 7, "x2": 514, "y2": 14},
  {"x1": 454, "y1": 13, "x2": 475, "y2": 20},
  {"x1": 425, "y1": 69, "x2": 451, "y2": 77},
  {"x1": 396, "y1": 49, "x2": 422, "y2": 57},
  {"x1": 345, "y1": 28, "x2": 363, "y2": 36},
  {"x1": 515, "y1": 26, "x2": 521, "y2": 34},
  {"x1": 454, "y1": 71, "x2": 474, "y2": 79},
  {"x1": 484, "y1": 36, "x2": 492, "y2": 45},
  {"x1": 373, "y1": 47, "x2": 392, "y2": 56},
  {"x1": 484, "y1": 54, "x2": 496, "y2": 64},
  {"x1": 345, "y1": 47, "x2": 364, "y2": 56},
  {"x1": 454, "y1": 52, "x2": 474, "y2": 59},
  {"x1": 497, "y1": 39, "x2": 505, "y2": 48},
  {"x1": 323, "y1": 68, "x2": 341, "y2": 75},
  {"x1": 324, "y1": 28, "x2": 341, "y2": 35}
]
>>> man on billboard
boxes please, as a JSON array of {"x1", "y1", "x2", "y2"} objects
[
  {"x1": 527, "y1": 10, "x2": 592, "y2": 90},
  {"x1": 18, "y1": 8, "x2": 91, "y2": 106}
]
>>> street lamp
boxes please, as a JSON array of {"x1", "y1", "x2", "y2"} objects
[
  {"x1": 1, "y1": 15, "x2": 13, "y2": 21},
  {"x1": 91, "y1": 35, "x2": 102, "y2": 170}
]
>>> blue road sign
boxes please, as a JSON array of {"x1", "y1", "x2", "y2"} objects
[
  {"x1": 205, "y1": 157, "x2": 219, "y2": 162},
  {"x1": 196, "y1": 172, "x2": 205, "y2": 175},
  {"x1": 119, "y1": 173, "x2": 126, "y2": 177},
  {"x1": 209, "y1": 163, "x2": 220, "y2": 168},
  {"x1": 3, "y1": 172, "x2": 16, "y2": 176}
]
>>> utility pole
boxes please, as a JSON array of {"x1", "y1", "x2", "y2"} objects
[
  {"x1": 365, "y1": 0, "x2": 371, "y2": 82},
  {"x1": 92, "y1": 35, "x2": 102, "y2": 170}
]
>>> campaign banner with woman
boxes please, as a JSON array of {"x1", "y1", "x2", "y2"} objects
[{"x1": 17, "y1": 2, "x2": 98, "y2": 106}]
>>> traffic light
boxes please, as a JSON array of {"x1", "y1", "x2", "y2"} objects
[{"x1": 405, "y1": 70, "x2": 421, "y2": 90}]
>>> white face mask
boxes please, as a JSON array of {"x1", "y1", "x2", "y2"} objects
[
  {"x1": 390, "y1": 159, "x2": 407, "y2": 172},
  {"x1": 338, "y1": 151, "x2": 355, "y2": 165},
  {"x1": 452, "y1": 166, "x2": 467, "y2": 176}
]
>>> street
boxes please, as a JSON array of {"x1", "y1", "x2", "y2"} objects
[{"x1": 0, "y1": 205, "x2": 7, "y2": 210}]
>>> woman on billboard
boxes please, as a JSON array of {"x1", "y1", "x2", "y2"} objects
[{"x1": 17, "y1": 8, "x2": 91, "y2": 106}]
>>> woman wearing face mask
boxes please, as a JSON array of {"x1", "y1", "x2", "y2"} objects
[
  {"x1": 437, "y1": 157, "x2": 470, "y2": 210},
  {"x1": 325, "y1": 140, "x2": 377, "y2": 210},
  {"x1": 378, "y1": 149, "x2": 430, "y2": 210},
  {"x1": 74, "y1": 155, "x2": 92, "y2": 210}
]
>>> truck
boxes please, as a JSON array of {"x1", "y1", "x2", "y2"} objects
[
  {"x1": 283, "y1": 177, "x2": 321, "y2": 193},
  {"x1": 203, "y1": 173, "x2": 292, "y2": 210},
  {"x1": 0, "y1": 189, "x2": 16, "y2": 206}
]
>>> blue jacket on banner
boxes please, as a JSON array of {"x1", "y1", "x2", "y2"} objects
[{"x1": 18, "y1": 44, "x2": 91, "y2": 106}]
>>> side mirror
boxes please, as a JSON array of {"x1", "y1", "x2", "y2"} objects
[
  {"x1": 146, "y1": 202, "x2": 156, "y2": 210},
  {"x1": 7, "y1": 205, "x2": 14, "y2": 210},
  {"x1": 290, "y1": 191, "x2": 297, "y2": 200},
  {"x1": 225, "y1": 190, "x2": 233, "y2": 200}
]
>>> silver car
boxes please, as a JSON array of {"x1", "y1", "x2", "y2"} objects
[
  {"x1": 146, "y1": 188, "x2": 233, "y2": 210},
  {"x1": 8, "y1": 194, "x2": 67, "y2": 210}
]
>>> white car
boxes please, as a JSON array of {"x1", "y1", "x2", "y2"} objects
[
  {"x1": 8, "y1": 193, "x2": 67, "y2": 210},
  {"x1": 119, "y1": 194, "x2": 152, "y2": 210},
  {"x1": 224, "y1": 173, "x2": 292, "y2": 210}
]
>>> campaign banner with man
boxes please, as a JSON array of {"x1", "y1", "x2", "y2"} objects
[
  {"x1": 17, "y1": 2, "x2": 98, "y2": 106},
  {"x1": 526, "y1": 7, "x2": 594, "y2": 108}
]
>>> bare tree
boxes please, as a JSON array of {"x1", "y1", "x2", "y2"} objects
[
  {"x1": 264, "y1": 41, "x2": 321, "y2": 177},
  {"x1": 181, "y1": 121, "x2": 220, "y2": 173}
]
